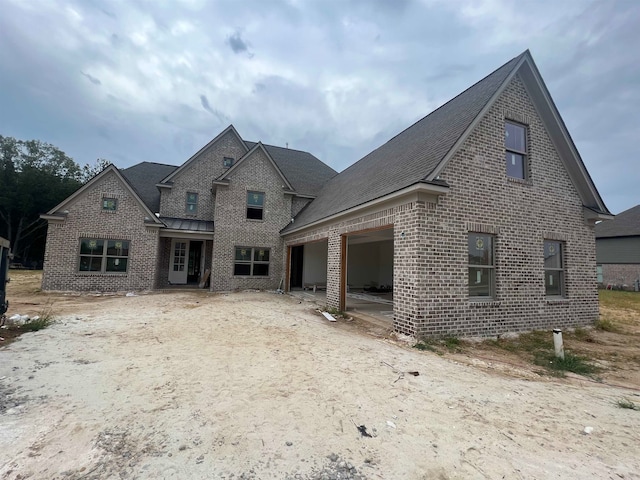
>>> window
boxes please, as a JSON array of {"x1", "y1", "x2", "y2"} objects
[
  {"x1": 79, "y1": 238, "x2": 129, "y2": 273},
  {"x1": 468, "y1": 233, "x2": 495, "y2": 298},
  {"x1": 247, "y1": 191, "x2": 264, "y2": 220},
  {"x1": 544, "y1": 240, "x2": 565, "y2": 296},
  {"x1": 596, "y1": 265, "x2": 603, "y2": 284},
  {"x1": 223, "y1": 157, "x2": 234, "y2": 168},
  {"x1": 505, "y1": 121, "x2": 527, "y2": 179},
  {"x1": 102, "y1": 197, "x2": 117, "y2": 211},
  {"x1": 234, "y1": 247, "x2": 270, "y2": 276},
  {"x1": 186, "y1": 192, "x2": 198, "y2": 214}
]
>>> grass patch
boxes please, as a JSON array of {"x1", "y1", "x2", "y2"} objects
[
  {"x1": 599, "y1": 289, "x2": 640, "y2": 312},
  {"x1": 534, "y1": 352, "x2": 600, "y2": 376},
  {"x1": 616, "y1": 398, "x2": 640, "y2": 411},
  {"x1": 572, "y1": 327, "x2": 593, "y2": 342},
  {"x1": 491, "y1": 330, "x2": 552, "y2": 354},
  {"x1": 595, "y1": 318, "x2": 619, "y2": 333},
  {"x1": 414, "y1": 335, "x2": 463, "y2": 354},
  {"x1": 324, "y1": 306, "x2": 343, "y2": 317}
]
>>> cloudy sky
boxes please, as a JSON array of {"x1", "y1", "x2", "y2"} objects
[{"x1": 0, "y1": 0, "x2": 638, "y2": 214}]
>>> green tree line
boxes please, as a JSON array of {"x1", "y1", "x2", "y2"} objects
[{"x1": 0, "y1": 135, "x2": 109, "y2": 266}]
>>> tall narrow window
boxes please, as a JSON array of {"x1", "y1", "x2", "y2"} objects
[
  {"x1": 544, "y1": 240, "x2": 565, "y2": 296},
  {"x1": 247, "y1": 191, "x2": 264, "y2": 220},
  {"x1": 468, "y1": 233, "x2": 495, "y2": 298},
  {"x1": 505, "y1": 121, "x2": 527, "y2": 179},
  {"x1": 186, "y1": 192, "x2": 198, "y2": 214}
]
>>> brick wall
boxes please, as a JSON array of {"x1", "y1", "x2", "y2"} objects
[
  {"x1": 600, "y1": 264, "x2": 640, "y2": 288},
  {"x1": 159, "y1": 130, "x2": 247, "y2": 219},
  {"x1": 42, "y1": 171, "x2": 160, "y2": 291},
  {"x1": 284, "y1": 74, "x2": 600, "y2": 337},
  {"x1": 211, "y1": 147, "x2": 292, "y2": 291}
]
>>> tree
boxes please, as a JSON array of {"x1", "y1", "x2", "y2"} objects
[
  {"x1": 0, "y1": 135, "x2": 85, "y2": 265},
  {"x1": 81, "y1": 158, "x2": 111, "y2": 183}
]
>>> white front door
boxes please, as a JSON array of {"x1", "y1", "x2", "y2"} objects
[{"x1": 168, "y1": 239, "x2": 188, "y2": 284}]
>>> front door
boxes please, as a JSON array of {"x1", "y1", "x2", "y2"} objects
[
  {"x1": 168, "y1": 239, "x2": 188, "y2": 284},
  {"x1": 187, "y1": 241, "x2": 203, "y2": 283}
]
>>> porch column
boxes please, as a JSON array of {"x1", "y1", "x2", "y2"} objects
[{"x1": 326, "y1": 228, "x2": 342, "y2": 310}]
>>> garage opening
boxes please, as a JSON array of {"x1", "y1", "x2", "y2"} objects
[
  {"x1": 288, "y1": 239, "x2": 328, "y2": 295},
  {"x1": 345, "y1": 227, "x2": 394, "y2": 324}
]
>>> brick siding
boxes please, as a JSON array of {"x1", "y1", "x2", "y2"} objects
[
  {"x1": 284, "y1": 74, "x2": 600, "y2": 337},
  {"x1": 42, "y1": 171, "x2": 159, "y2": 291}
]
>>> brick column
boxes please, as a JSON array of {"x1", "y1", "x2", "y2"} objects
[
  {"x1": 393, "y1": 201, "x2": 429, "y2": 336},
  {"x1": 326, "y1": 229, "x2": 342, "y2": 309}
]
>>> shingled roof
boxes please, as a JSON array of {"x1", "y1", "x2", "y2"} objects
[
  {"x1": 121, "y1": 162, "x2": 178, "y2": 212},
  {"x1": 282, "y1": 52, "x2": 526, "y2": 232},
  {"x1": 244, "y1": 141, "x2": 337, "y2": 196},
  {"x1": 595, "y1": 205, "x2": 640, "y2": 238}
]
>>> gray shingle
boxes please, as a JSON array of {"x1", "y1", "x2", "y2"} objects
[
  {"x1": 121, "y1": 162, "x2": 178, "y2": 212},
  {"x1": 244, "y1": 142, "x2": 337, "y2": 196},
  {"x1": 595, "y1": 205, "x2": 640, "y2": 238},
  {"x1": 284, "y1": 52, "x2": 525, "y2": 232}
]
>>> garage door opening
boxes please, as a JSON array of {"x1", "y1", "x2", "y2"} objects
[
  {"x1": 287, "y1": 239, "x2": 328, "y2": 295},
  {"x1": 345, "y1": 227, "x2": 394, "y2": 325}
]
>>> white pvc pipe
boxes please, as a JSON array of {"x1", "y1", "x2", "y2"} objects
[{"x1": 553, "y1": 329, "x2": 565, "y2": 360}]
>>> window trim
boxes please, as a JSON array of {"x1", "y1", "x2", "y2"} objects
[
  {"x1": 233, "y1": 246, "x2": 270, "y2": 277},
  {"x1": 246, "y1": 191, "x2": 265, "y2": 221},
  {"x1": 505, "y1": 120, "x2": 528, "y2": 180},
  {"x1": 544, "y1": 240, "x2": 565, "y2": 297},
  {"x1": 102, "y1": 197, "x2": 118, "y2": 212},
  {"x1": 186, "y1": 192, "x2": 198, "y2": 215},
  {"x1": 78, "y1": 238, "x2": 130, "y2": 274},
  {"x1": 468, "y1": 233, "x2": 496, "y2": 300}
]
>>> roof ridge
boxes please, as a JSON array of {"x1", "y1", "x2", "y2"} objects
[
  {"x1": 246, "y1": 140, "x2": 315, "y2": 155},
  {"x1": 334, "y1": 51, "x2": 526, "y2": 178},
  {"x1": 123, "y1": 161, "x2": 178, "y2": 169}
]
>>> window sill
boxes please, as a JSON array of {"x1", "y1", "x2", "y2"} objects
[
  {"x1": 233, "y1": 276, "x2": 271, "y2": 278},
  {"x1": 546, "y1": 297, "x2": 569, "y2": 304},
  {"x1": 506, "y1": 176, "x2": 532, "y2": 186},
  {"x1": 101, "y1": 210, "x2": 117, "y2": 214},
  {"x1": 77, "y1": 272, "x2": 128, "y2": 276},
  {"x1": 469, "y1": 298, "x2": 501, "y2": 307},
  {"x1": 246, "y1": 219, "x2": 265, "y2": 223}
]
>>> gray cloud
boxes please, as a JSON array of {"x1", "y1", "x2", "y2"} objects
[
  {"x1": 227, "y1": 31, "x2": 249, "y2": 54},
  {"x1": 81, "y1": 72, "x2": 101, "y2": 85},
  {"x1": 0, "y1": 0, "x2": 638, "y2": 214}
]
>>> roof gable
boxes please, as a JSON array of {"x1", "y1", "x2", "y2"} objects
[
  {"x1": 160, "y1": 125, "x2": 248, "y2": 184},
  {"x1": 596, "y1": 205, "x2": 640, "y2": 237},
  {"x1": 44, "y1": 164, "x2": 163, "y2": 224},
  {"x1": 218, "y1": 142, "x2": 294, "y2": 191},
  {"x1": 285, "y1": 50, "x2": 610, "y2": 234},
  {"x1": 244, "y1": 141, "x2": 337, "y2": 196}
]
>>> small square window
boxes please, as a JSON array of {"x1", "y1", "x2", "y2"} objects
[
  {"x1": 247, "y1": 191, "x2": 264, "y2": 220},
  {"x1": 223, "y1": 157, "x2": 234, "y2": 168},
  {"x1": 186, "y1": 192, "x2": 198, "y2": 214},
  {"x1": 102, "y1": 197, "x2": 117, "y2": 211},
  {"x1": 505, "y1": 121, "x2": 527, "y2": 179},
  {"x1": 234, "y1": 247, "x2": 270, "y2": 276}
]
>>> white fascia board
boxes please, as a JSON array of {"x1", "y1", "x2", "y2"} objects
[{"x1": 159, "y1": 230, "x2": 214, "y2": 239}]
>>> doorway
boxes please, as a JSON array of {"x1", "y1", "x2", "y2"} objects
[
  {"x1": 290, "y1": 245, "x2": 304, "y2": 288},
  {"x1": 168, "y1": 239, "x2": 204, "y2": 285}
]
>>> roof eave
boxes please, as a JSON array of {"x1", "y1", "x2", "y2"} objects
[{"x1": 282, "y1": 181, "x2": 449, "y2": 236}]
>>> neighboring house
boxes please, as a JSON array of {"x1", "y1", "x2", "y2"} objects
[
  {"x1": 595, "y1": 205, "x2": 640, "y2": 290},
  {"x1": 41, "y1": 50, "x2": 611, "y2": 337}
]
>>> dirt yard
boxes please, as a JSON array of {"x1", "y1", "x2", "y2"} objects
[{"x1": 1, "y1": 272, "x2": 639, "y2": 479}]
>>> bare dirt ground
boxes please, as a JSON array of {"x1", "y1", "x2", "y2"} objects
[{"x1": 1, "y1": 272, "x2": 639, "y2": 479}]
